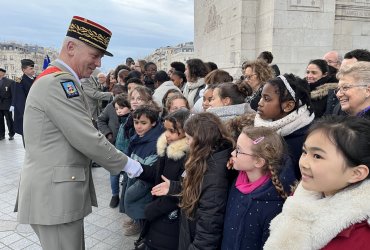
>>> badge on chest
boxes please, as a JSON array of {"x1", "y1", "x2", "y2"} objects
[{"x1": 60, "y1": 80, "x2": 80, "y2": 98}]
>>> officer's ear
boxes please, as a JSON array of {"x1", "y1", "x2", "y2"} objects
[{"x1": 66, "y1": 40, "x2": 78, "y2": 56}]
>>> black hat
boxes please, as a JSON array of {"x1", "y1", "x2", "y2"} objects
[
  {"x1": 21, "y1": 59, "x2": 35, "y2": 68},
  {"x1": 66, "y1": 16, "x2": 113, "y2": 57},
  {"x1": 0, "y1": 68, "x2": 5, "y2": 73}
]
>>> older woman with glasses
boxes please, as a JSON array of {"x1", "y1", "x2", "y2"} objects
[{"x1": 336, "y1": 61, "x2": 370, "y2": 118}]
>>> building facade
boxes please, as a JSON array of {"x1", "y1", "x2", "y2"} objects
[
  {"x1": 194, "y1": 0, "x2": 370, "y2": 77},
  {"x1": 0, "y1": 42, "x2": 58, "y2": 80},
  {"x1": 145, "y1": 42, "x2": 194, "y2": 72}
]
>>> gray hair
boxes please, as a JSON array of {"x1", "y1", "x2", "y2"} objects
[{"x1": 337, "y1": 61, "x2": 370, "y2": 85}]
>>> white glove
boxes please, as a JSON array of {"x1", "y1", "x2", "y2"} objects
[
  {"x1": 123, "y1": 157, "x2": 143, "y2": 178},
  {"x1": 9, "y1": 106, "x2": 14, "y2": 112}
]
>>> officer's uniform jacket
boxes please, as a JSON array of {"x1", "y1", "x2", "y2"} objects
[
  {"x1": 80, "y1": 76, "x2": 112, "y2": 121},
  {"x1": 15, "y1": 60, "x2": 127, "y2": 225}
]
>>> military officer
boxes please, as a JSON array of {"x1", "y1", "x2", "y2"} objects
[
  {"x1": 80, "y1": 72, "x2": 113, "y2": 127},
  {"x1": 0, "y1": 67, "x2": 15, "y2": 140},
  {"x1": 10, "y1": 59, "x2": 35, "y2": 145},
  {"x1": 15, "y1": 16, "x2": 143, "y2": 250}
]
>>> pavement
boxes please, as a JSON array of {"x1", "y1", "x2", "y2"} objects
[{"x1": 0, "y1": 132, "x2": 136, "y2": 249}]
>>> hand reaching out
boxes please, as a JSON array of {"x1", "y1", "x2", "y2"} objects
[{"x1": 151, "y1": 175, "x2": 170, "y2": 196}]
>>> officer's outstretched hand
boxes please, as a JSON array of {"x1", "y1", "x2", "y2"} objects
[{"x1": 123, "y1": 157, "x2": 143, "y2": 178}]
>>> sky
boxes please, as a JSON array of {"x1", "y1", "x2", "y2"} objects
[{"x1": 0, "y1": 0, "x2": 194, "y2": 72}]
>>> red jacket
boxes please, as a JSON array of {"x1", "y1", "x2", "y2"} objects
[{"x1": 322, "y1": 221, "x2": 370, "y2": 250}]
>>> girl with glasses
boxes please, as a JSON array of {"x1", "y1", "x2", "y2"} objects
[{"x1": 222, "y1": 126, "x2": 295, "y2": 250}]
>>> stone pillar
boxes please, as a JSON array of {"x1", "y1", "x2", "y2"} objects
[{"x1": 194, "y1": 0, "x2": 370, "y2": 78}]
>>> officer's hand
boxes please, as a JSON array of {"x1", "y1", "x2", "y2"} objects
[
  {"x1": 9, "y1": 106, "x2": 14, "y2": 112},
  {"x1": 123, "y1": 157, "x2": 143, "y2": 178}
]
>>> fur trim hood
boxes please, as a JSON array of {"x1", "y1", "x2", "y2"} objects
[
  {"x1": 156, "y1": 133, "x2": 189, "y2": 160},
  {"x1": 264, "y1": 180, "x2": 370, "y2": 250},
  {"x1": 310, "y1": 82, "x2": 337, "y2": 100}
]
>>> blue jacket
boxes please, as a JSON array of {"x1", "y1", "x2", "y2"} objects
[
  {"x1": 221, "y1": 158, "x2": 297, "y2": 250},
  {"x1": 221, "y1": 180, "x2": 284, "y2": 250},
  {"x1": 124, "y1": 121, "x2": 164, "y2": 220}
]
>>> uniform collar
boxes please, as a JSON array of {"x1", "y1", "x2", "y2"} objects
[{"x1": 54, "y1": 59, "x2": 81, "y2": 86}]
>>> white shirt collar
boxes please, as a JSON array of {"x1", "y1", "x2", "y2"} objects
[{"x1": 55, "y1": 59, "x2": 81, "y2": 86}]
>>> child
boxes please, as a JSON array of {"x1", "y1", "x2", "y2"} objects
[
  {"x1": 254, "y1": 74, "x2": 315, "y2": 179},
  {"x1": 207, "y1": 82, "x2": 253, "y2": 121},
  {"x1": 118, "y1": 86, "x2": 158, "y2": 220},
  {"x1": 264, "y1": 116, "x2": 370, "y2": 249},
  {"x1": 221, "y1": 126, "x2": 295, "y2": 249},
  {"x1": 161, "y1": 89, "x2": 182, "y2": 109},
  {"x1": 106, "y1": 94, "x2": 130, "y2": 208},
  {"x1": 124, "y1": 104, "x2": 163, "y2": 236},
  {"x1": 165, "y1": 94, "x2": 190, "y2": 114},
  {"x1": 202, "y1": 84, "x2": 217, "y2": 111},
  {"x1": 152, "y1": 112, "x2": 234, "y2": 249},
  {"x1": 134, "y1": 109, "x2": 190, "y2": 250}
]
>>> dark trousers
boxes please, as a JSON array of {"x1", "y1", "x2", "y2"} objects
[{"x1": 0, "y1": 110, "x2": 15, "y2": 137}]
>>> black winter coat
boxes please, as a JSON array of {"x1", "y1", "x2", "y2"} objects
[
  {"x1": 12, "y1": 74, "x2": 34, "y2": 135},
  {"x1": 283, "y1": 123, "x2": 311, "y2": 179},
  {"x1": 138, "y1": 134, "x2": 189, "y2": 250},
  {"x1": 172, "y1": 140, "x2": 232, "y2": 250},
  {"x1": 309, "y1": 75, "x2": 338, "y2": 119},
  {"x1": 0, "y1": 77, "x2": 15, "y2": 110}
]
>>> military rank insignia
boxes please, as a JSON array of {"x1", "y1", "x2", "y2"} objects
[{"x1": 60, "y1": 80, "x2": 80, "y2": 98}]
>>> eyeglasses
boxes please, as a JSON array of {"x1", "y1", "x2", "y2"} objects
[
  {"x1": 326, "y1": 60, "x2": 339, "y2": 65},
  {"x1": 334, "y1": 84, "x2": 368, "y2": 95},
  {"x1": 235, "y1": 147, "x2": 255, "y2": 158},
  {"x1": 244, "y1": 74, "x2": 256, "y2": 80}
]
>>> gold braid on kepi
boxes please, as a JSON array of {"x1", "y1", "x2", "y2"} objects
[{"x1": 66, "y1": 16, "x2": 113, "y2": 57}]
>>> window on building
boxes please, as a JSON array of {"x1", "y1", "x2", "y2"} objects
[{"x1": 10, "y1": 55, "x2": 13, "y2": 60}]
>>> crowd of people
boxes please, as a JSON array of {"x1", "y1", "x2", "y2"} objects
[{"x1": 2, "y1": 15, "x2": 370, "y2": 250}]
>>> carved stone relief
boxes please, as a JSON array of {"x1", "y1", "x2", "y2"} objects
[
  {"x1": 204, "y1": 5, "x2": 223, "y2": 34},
  {"x1": 336, "y1": 0, "x2": 370, "y2": 21}
]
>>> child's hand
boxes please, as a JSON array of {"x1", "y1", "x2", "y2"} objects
[
  {"x1": 151, "y1": 175, "x2": 170, "y2": 196},
  {"x1": 226, "y1": 157, "x2": 234, "y2": 170}
]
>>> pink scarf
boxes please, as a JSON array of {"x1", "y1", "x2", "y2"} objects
[{"x1": 235, "y1": 171, "x2": 270, "y2": 194}]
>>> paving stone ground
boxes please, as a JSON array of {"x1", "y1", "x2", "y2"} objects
[{"x1": 0, "y1": 132, "x2": 136, "y2": 249}]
